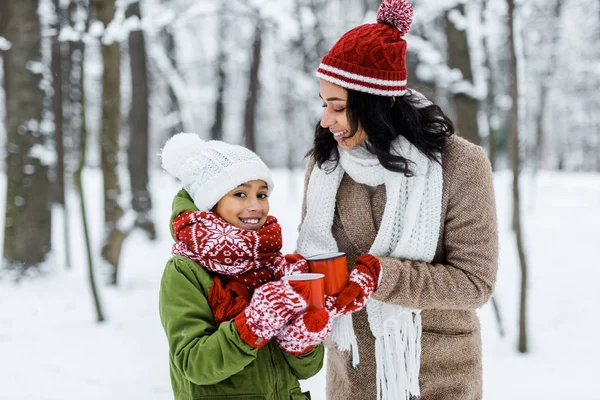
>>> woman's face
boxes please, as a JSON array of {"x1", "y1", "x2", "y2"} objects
[
  {"x1": 319, "y1": 79, "x2": 368, "y2": 151},
  {"x1": 212, "y1": 180, "x2": 269, "y2": 231}
]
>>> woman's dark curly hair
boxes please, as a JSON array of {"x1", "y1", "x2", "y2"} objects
[{"x1": 307, "y1": 89, "x2": 454, "y2": 176}]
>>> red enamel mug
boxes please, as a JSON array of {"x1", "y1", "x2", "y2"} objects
[
  {"x1": 282, "y1": 273, "x2": 325, "y2": 311},
  {"x1": 306, "y1": 252, "x2": 349, "y2": 296}
]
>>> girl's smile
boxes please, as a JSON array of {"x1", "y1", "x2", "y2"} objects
[{"x1": 212, "y1": 180, "x2": 270, "y2": 231}]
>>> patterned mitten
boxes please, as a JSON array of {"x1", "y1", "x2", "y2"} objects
[
  {"x1": 270, "y1": 253, "x2": 309, "y2": 280},
  {"x1": 235, "y1": 280, "x2": 310, "y2": 348},
  {"x1": 276, "y1": 308, "x2": 331, "y2": 355},
  {"x1": 326, "y1": 254, "x2": 381, "y2": 318}
]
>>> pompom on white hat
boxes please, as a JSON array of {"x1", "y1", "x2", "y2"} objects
[{"x1": 160, "y1": 133, "x2": 274, "y2": 211}]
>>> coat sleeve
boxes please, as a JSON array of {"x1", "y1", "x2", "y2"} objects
[
  {"x1": 280, "y1": 344, "x2": 325, "y2": 380},
  {"x1": 371, "y1": 145, "x2": 499, "y2": 310},
  {"x1": 159, "y1": 256, "x2": 258, "y2": 385}
]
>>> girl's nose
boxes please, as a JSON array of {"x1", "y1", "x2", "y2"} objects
[{"x1": 246, "y1": 198, "x2": 261, "y2": 211}]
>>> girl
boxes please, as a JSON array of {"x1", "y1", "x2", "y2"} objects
[
  {"x1": 297, "y1": 0, "x2": 499, "y2": 399},
  {"x1": 159, "y1": 133, "x2": 328, "y2": 400}
]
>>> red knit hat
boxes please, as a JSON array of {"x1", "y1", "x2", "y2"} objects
[{"x1": 316, "y1": 0, "x2": 413, "y2": 96}]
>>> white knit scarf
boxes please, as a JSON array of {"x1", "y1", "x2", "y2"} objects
[{"x1": 297, "y1": 136, "x2": 443, "y2": 400}]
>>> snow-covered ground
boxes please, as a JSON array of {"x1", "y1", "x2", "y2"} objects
[{"x1": 1, "y1": 168, "x2": 599, "y2": 399}]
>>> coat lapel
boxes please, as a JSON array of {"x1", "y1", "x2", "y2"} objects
[{"x1": 336, "y1": 173, "x2": 385, "y2": 253}]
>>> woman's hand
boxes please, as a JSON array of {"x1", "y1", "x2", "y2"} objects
[{"x1": 326, "y1": 254, "x2": 381, "y2": 317}]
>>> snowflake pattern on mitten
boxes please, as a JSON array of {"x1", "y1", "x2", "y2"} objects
[
  {"x1": 276, "y1": 309, "x2": 331, "y2": 355},
  {"x1": 326, "y1": 254, "x2": 381, "y2": 317},
  {"x1": 235, "y1": 280, "x2": 309, "y2": 347}
]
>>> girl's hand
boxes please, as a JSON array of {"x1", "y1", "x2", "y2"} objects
[
  {"x1": 270, "y1": 253, "x2": 309, "y2": 280},
  {"x1": 235, "y1": 280, "x2": 310, "y2": 348},
  {"x1": 276, "y1": 308, "x2": 331, "y2": 355}
]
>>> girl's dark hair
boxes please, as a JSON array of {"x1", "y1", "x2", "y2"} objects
[{"x1": 307, "y1": 89, "x2": 454, "y2": 176}]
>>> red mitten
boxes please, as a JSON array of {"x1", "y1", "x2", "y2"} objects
[
  {"x1": 326, "y1": 254, "x2": 381, "y2": 318},
  {"x1": 276, "y1": 308, "x2": 331, "y2": 355},
  {"x1": 270, "y1": 254, "x2": 309, "y2": 280},
  {"x1": 235, "y1": 280, "x2": 310, "y2": 348}
]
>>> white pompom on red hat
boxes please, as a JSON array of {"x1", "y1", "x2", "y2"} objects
[{"x1": 160, "y1": 133, "x2": 274, "y2": 211}]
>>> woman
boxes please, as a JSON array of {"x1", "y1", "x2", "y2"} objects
[{"x1": 296, "y1": 0, "x2": 498, "y2": 399}]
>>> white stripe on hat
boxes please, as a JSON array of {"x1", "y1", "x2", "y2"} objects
[
  {"x1": 316, "y1": 71, "x2": 407, "y2": 97},
  {"x1": 319, "y1": 63, "x2": 407, "y2": 87}
]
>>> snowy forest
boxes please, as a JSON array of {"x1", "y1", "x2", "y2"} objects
[{"x1": 1, "y1": 0, "x2": 599, "y2": 399}]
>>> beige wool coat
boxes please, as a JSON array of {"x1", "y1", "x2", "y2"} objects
[{"x1": 300, "y1": 136, "x2": 499, "y2": 400}]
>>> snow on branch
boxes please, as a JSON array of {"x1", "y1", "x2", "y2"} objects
[
  {"x1": 29, "y1": 142, "x2": 57, "y2": 167},
  {"x1": 412, "y1": 0, "x2": 467, "y2": 28},
  {"x1": 407, "y1": 33, "x2": 483, "y2": 99},
  {"x1": 145, "y1": 39, "x2": 195, "y2": 132},
  {"x1": 0, "y1": 37, "x2": 11, "y2": 51}
]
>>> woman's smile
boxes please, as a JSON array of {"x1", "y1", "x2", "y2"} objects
[{"x1": 331, "y1": 129, "x2": 350, "y2": 144}]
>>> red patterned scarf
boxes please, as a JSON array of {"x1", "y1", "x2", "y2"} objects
[{"x1": 172, "y1": 211, "x2": 305, "y2": 323}]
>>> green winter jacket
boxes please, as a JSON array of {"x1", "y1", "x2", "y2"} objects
[{"x1": 159, "y1": 190, "x2": 324, "y2": 400}]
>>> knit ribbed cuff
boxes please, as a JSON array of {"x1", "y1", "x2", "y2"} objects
[
  {"x1": 234, "y1": 312, "x2": 268, "y2": 349},
  {"x1": 282, "y1": 345, "x2": 314, "y2": 357}
]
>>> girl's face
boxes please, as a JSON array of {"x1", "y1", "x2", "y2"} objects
[
  {"x1": 319, "y1": 79, "x2": 368, "y2": 151},
  {"x1": 212, "y1": 180, "x2": 269, "y2": 231}
]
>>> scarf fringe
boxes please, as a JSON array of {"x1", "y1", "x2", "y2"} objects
[
  {"x1": 332, "y1": 309, "x2": 422, "y2": 400},
  {"x1": 331, "y1": 314, "x2": 360, "y2": 368},
  {"x1": 375, "y1": 311, "x2": 422, "y2": 400},
  {"x1": 208, "y1": 278, "x2": 250, "y2": 323}
]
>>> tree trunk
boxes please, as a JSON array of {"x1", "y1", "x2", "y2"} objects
[
  {"x1": 159, "y1": 0, "x2": 183, "y2": 137},
  {"x1": 310, "y1": 0, "x2": 330, "y2": 61},
  {"x1": 534, "y1": 0, "x2": 563, "y2": 173},
  {"x1": 162, "y1": 36, "x2": 184, "y2": 135},
  {"x1": 405, "y1": 47, "x2": 437, "y2": 99},
  {"x1": 68, "y1": 0, "x2": 103, "y2": 321},
  {"x1": 295, "y1": 0, "x2": 328, "y2": 74},
  {"x1": 481, "y1": 0, "x2": 498, "y2": 169},
  {"x1": 65, "y1": 0, "x2": 86, "y2": 183},
  {"x1": 50, "y1": 0, "x2": 72, "y2": 269},
  {"x1": 484, "y1": 57, "x2": 498, "y2": 170},
  {"x1": 51, "y1": 0, "x2": 65, "y2": 206},
  {"x1": 507, "y1": 0, "x2": 529, "y2": 354},
  {"x1": 2, "y1": 0, "x2": 52, "y2": 272},
  {"x1": 446, "y1": 4, "x2": 481, "y2": 145},
  {"x1": 94, "y1": 0, "x2": 127, "y2": 285},
  {"x1": 405, "y1": 19, "x2": 438, "y2": 99},
  {"x1": 243, "y1": 18, "x2": 262, "y2": 152},
  {"x1": 534, "y1": 83, "x2": 548, "y2": 172},
  {"x1": 75, "y1": 20, "x2": 105, "y2": 321},
  {"x1": 126, "y1": 1, "x2": 155, "y2": 240},
  {"x1": 65, "y1": 0, "x2": 80, "y2": 149},
  {"x1": 210, "y1": 6, "x2": 227, "y2": 141}
]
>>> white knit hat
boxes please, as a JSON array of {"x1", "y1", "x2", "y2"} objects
[{"x1": 160, "y1": 133, "x2": 274, "y2": 211}]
